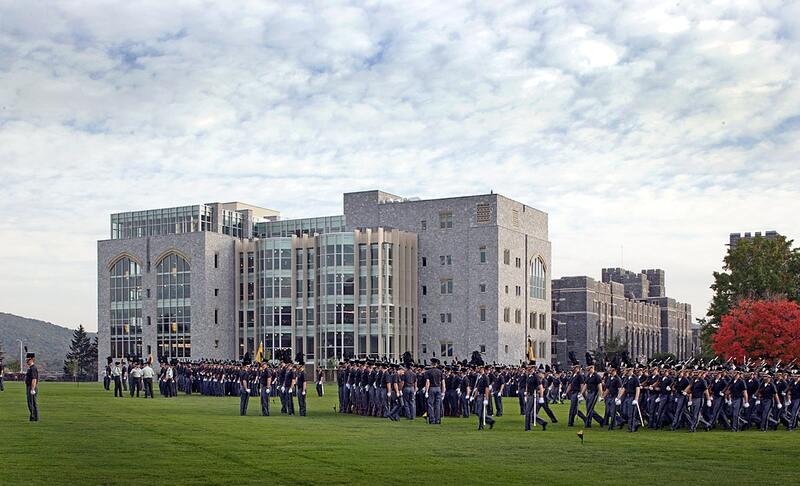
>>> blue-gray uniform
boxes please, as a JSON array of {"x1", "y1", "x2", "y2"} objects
[
  {"x1": 25, "y1": 360, "x2": 39, "y2": 421},
  {"x1": 296, "y1": 368, "x2": 307, "y2": 416},
  {"x1": 239, "y1": 368, "x2": 250, "y2": 416},
  {"x1": 260, "y1": 368, "x2": 272, "y2": 416},
  {"x1": 689, "y1": 375, "x2": 711, "y2": 432},
  {"x1": 567, "y1": 370, "x2": 586, "y2": 426},
  {"x1": 745, "y1": 375, "x2": 760, "y2": 428},
  {"x1": 523, "y1": 370, "x2": 547, "y2": 431},
  {"x1": 708, "y1": 375, "x2": 731, "y2": 429},
  {"x1": 283, "y1": 368, "x2": 296, "y2": 415},
  {"x1": 277, "y1": 366, "x2": 288, "y2": 413},
  {"x1": 729, "y1": 375, "x2": 747, "y2": 431},
  {"x1": 402, "y1": 368, "x2": 416, "y2": 420},
  {"x1": 583, "y1": 371, "x2": 604, "y2": 427},
  {"x1": 621, "y1": 373, "x2": 641, "y2": 432},
  {"x1": 758, "y1": 379, "x2": 777, "y2": 431},
  {"x1": 603, "y1": 372, "x2": 622, "y2": 429},
  {"x1": 652, "y1": 373, "x2": 673, "y2": 429},
  {"x1": 788, "y1": 377, "x2": 800, "y2": 431},
  {"x1": 337, "y1": 366, "x2": 345, "y2": 412},
  {"x1": 493, "y1": 372, "x2": 505, "y2": 417},
  {"x1": 475, "y1": 372, "x2": 495, "y2": 430},
  {"x1": 670, "y1": 374, "x2": 692, "y2": 430},
  {"x1": 459, "y1": 372, "x2": 470, "y2": 418},
  {"x1": 424, "y1": 366, "x2": 444, "y2": 424}
]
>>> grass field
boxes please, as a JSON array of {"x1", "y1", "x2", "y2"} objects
[{"x1": 0, "y1": 381, "x2": 797, "y2": 485}]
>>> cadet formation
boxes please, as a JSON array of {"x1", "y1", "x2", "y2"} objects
[{"x1": 28, "y1": 351, "x2": 793, "y2": 434}]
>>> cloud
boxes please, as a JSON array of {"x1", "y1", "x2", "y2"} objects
[{"x1": 0, "y1": 0, "x2": 799, "y2": 330}]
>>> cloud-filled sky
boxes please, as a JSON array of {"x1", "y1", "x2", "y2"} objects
[{"x1": 1, "y1": 1, "x2": 799, "y2": 332}]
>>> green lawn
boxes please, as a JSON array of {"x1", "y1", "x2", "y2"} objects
[{"x1": 0, "y1": 382, "x2": 797, "y2": 485}]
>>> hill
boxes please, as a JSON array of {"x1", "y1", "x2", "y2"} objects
[{"x1": 0, "y1": 312, "x2": 96, "y2": 372}]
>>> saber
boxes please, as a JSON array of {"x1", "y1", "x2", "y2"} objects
[{"x1": 635, "y1": 399, "x2": 644, "y2": 426}]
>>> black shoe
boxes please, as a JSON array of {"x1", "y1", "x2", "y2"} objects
[
  {"x1": 489, "y1": 421, "x2": 494, "y2": 430},
  {"x1": 542, "y1": 422, "x2": 547, "y2": 431}
]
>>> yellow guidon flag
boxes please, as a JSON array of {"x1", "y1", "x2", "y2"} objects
[{"x1": 255, "y1": 341, "x2": 264, "y2": 363}]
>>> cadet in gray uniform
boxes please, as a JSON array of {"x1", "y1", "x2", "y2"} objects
[
  {"x1": 239, "y1": 358, "x2": 251, "y2": 416},
  {"x1": 0, "y1": 360, "x2": 5, "y2": 392},
  {"x1": 424, "y1": 358, "x2": 444, "y2": 424},
  {"x1": 25, "y1": 352, "x2": 39, "y2": 422}
]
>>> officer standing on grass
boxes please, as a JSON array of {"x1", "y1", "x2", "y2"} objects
[
  {"x1": 474, "y1": 365, "x2": 495, "y2": 430},
  {"x1": 112, "y1": 361, "x2": 123, "y2": 397},
  {"x1": 260, "y1": 362, "x2": 272, "y2": 416},
  {"x1": 25, "y1": 352, "x2": 39, "y2": 421},
  {"x1": 296, "y1": 362, "x2": 307, "y2": 417},
  {"x1": 239, "y1": 356, "x2": 251, "y2": 416},
  {"x1": 424, "y1": 357, "x2": 444, "y2": 424}
]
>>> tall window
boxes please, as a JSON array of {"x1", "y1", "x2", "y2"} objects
[
  {"x1": 440, "y1": 278, "x2": 453, "y2": 295},
  {"x1": 479, "y1": 246, "x2": 487, "y2": 263},
  {"x1": 530, "y1": 257, "x2": 546, "y2": 300},
  {"x1": 110, "y1": 257, "x2": 142, "y2": 359},
  {"x1": 503, "y1": 249, "x2": 510, "y2": 265},
  {"x1": 440, "y1": 341, "x2": 453, "y2": 357},
  {"x1": 156, "y1": 253, "x2": 191, "y2": 358}
]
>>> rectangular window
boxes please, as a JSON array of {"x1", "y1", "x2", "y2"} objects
[
  {"x1": 512, "y1": 209, "x2": 520, "y2": 227},
  {"x1": 515, "y1": 309, "x2": 522, "y2": 324},
  {"x1": 515, "y1": 257, "x2": 521, "y2": 268},
  {"x1": 446, "y1": 255, "x2": 452, "y2": 265},
  {"x1": 504, "y1": 344, "x2": 509, "y2": 353},
  {"x1": 480, "y1": 344, "x2": 486, "y2": 353},
  {"x1": 539, "y1": 313, "x2": 547, "y2": 331},
  {"x1": 214, "y1": 253, "x2": 219, "y2": 268},
  {"x1": 479, "y1": 306, "x2": 486, "y2": 322},
  {"x1": 504, "y1": 285, "x2": 509, "y2": 294},
  {"x1": 479, "y1": 246, "x2": 486, "y2": 263},
  {"x1": 479, "y1": 283, "x2": 486, "y2": 293},
  {"x1": 539, "y1": 341, "x2": 546, "y2": 358},
  {"x1": 146, "y1": 288, "x2": 151, "y2": 298},
  {"x1": 422, "y1": 285, "x2": 427, "y2": 295},
  {"x1": 422, "y1": 343, "x2": 427, "y2": 354},
  {"x1": 503, "y1": 307, "x2": 510, "y2": 322},
  {"x1": 447, "y1": 313, "x2": 452, "y2": 323},
  {"x1": 440, "y1": 341, "x2": 453, "y2": 357},
  {"x1": 503, "y1": 249, "x2": 510, "y2": 265},
  {"x1": 440, "y1": 313, "x2": 446, "y2": 323},
  {"x1": 439, "y1": 212, "x2": 453, "y2": 229},
  {"x1": 515, "y1": 285, "x2": 521, "y2": 296},
  {"x1": 476, "y1": 203, "x2": 491, "y2": 223},
  {"x1": 422, "y1": 313, "x2": 427, "y2": 324},
  {"x1": 530, "y1": 312, "x2": 535, "y2": 329},
  {"x1": 214, "y1": 288, "x2": 219, "y2": 297},
  {"x1": 214, "y1": 308, "x2": 219, "y2": 324},
  {"x1": 440, "y1": 278, "x2": 453, "y2": 294},
  {"x1": 422, "y1": 256, "x2": 427, "y2": 267},
  {"x1": 421, "y1": 220, "x2": 427, "y2": 231}
]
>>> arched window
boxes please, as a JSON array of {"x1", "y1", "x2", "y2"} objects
[
  {"x1": 109, "y1": 256, "x2": 142, "y2": 359},
  {"x1": 156, "y1": 253, "x2": 191, "y2": 359},
  {"x1": 530, "y1": 257, "x2": 546, "y2": 300}
]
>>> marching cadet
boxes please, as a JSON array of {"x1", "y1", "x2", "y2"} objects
[
  {"x1": 537, "y1": 368, "x2": 559, "y2": 423},
  {"x1": 745, "y1": 371, "x2": 761, "y2": 429},
  {"x1": 493, "y1": 366, "x2": 505, "y2": 417},
  {"x1": 25, "y1": 352, "x2": 39, "y2": 422},
  {"x1": 787, "y1": 372, "x2": 800, "y2": 431},
  {"x1": 708, "y1": 370, "x2": 731, "y2": 430},
  {"x1": 474, "y1": 365, "x2": 495, "y2": 430},
  {"x1": 566, "y1": 364, "x2": 586, "y2": 426},
  {"x1": 424, "y1": 358, "x2": 444, "y2": 425},
  {"x1": 296, "y1": 363, "x2": 307, "y2": 417},
  {"x1": 688, "y1": 369, "x2": 712, "y2": 433},
  {"x1": 523, "y1": 363, "x2": 547, "y2": 431},
  {"x1": 757, "y1": 374, "x2": 779, "y2": 432},
  {"x1": 603, "y1": 367, "x2": 622, "y2": 429},
  {"x1": 582, "y1": 365, "x2": 604, "y2": 428},
  {"x1": 728, "y1": 370, "x2": 749, "y2": 431},
  {"x1": 652, "y1": 367, "x2": 674, "y2": 429},
  {"x1": 617, "y1": 367, "x2": 642, "y2": 432},
  {"x1": 260, "y1": 363, "x2": 272, "y2": 416},
  {"x1": 387, "y1": 365, "x2": 403, "y2": 421},
  {"x1": 670, "y1": 369, "x2": 692, "y2": 430}
]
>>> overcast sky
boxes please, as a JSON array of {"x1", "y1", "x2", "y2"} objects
[{"x1": 1, "y1": 1, "x2": 799, "y2": 332}]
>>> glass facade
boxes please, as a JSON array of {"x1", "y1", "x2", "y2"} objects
[
  {"x1": 156, "y1": 253, "x2": 191, "y2": 358},
  {"x1": 254, "y1": 215, "x2": 345, "y2": 238},
  {"x1": 111, "y1": 205, "x2": 212, "y2": 239},
  {"x1": 255, "y1": 239, "x2": 293, "y2": 359},
  {"x1": 317, "y1": 233, "x2": 356, "y2": 363},
  {"x1": 221, "y1": 209, "x2": 244, "y2": 237},
  {"x1": 109, "y1": 257, "x2": 142, "y2": 359}
]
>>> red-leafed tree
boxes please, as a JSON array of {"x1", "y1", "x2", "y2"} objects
[{"x1": 712, "y1": 299, "x2": 800, "y2": 363}]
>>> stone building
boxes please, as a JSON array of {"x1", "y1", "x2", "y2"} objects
[{"x1": 552, "y1": 268, "x2": 691, "y2": 366}]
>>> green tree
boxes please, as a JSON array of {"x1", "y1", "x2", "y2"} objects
[
  {"x1": 704, "y1": 235, "x2": 800, "y2": 354},
  {"x1": 63, "y1": 325, "x2": 93, "y2": 380}
]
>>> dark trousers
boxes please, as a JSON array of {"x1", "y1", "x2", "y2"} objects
[
  {"x1": 316, "y1": 383, "x2": 323, "y2": 397},
  {"x1": 689, "y1": 398, "x2": 710, "y2": 432},
  {"x1": 654, "y1": 395, "x2": 671, "y2": 429},
  {"x1": 240, "y1": 389, "x2": 249, "y2": 416},
  {"x1": 103, "y1": 376, "x2": 110, "y2": 390},
  {"x1": 286, "y1": 390, "x2": 295, "y2": 415},
  {"x1": 627, "y1": 398, "x2": 641, "y2": 432},
  {"x1": 568, "y1": 393, "x2": 586, "y2": 425},
  {"x1": 524, "y1": 397, "x2": 547, "y2": 430},
  {"x1": 298, "y1": 389, "x2": 307, "y2": 416},
  {"x1": 604, "y1": 397, "x2": 618, "y2": 429},
  {"x1": 143, "y1": 378, "x2": 154, "y2": 398},
  {"x1": 477, "y1": 400, "x2": 495, "y2": 430},
  {"x1": 730, "y1": 398, "x2": 743, "y2": 431},
  {"x1": 122, "y1": 377, "x2": 128, "y2": 391},
  {"x1": 584, "y1": 392, "x2": 603, "y2": 427},
  {"x1": 403, "y1": 387, "x2": 415, "y2": 419},
  {"x1": 494, "y1": 392, "x2": 504, "y2": 417},
  {"x1": 0, "y1": 376, "x2": 4, "y2": 391},
  {"x1": 671, "y1": 395, "x2": 691, "y2": 430},
  {"x1": 113, "y1": 376, "x2": 123, "y2": 397},
  {"x1": 788, "y1": 399, "x2": 800, "y2": 430},
  {"x1": 26, "y1": 385, "x2": 38, "y2": 421},
  {"x1": 760, "y1": 400, "x2": 773, "y2": 431},
  {"x1": 427, "y1": 387, "x2": 442, "y2": 424},
  {"x1": 541, "y1": 397, "x2": 558, "y2": 422},
  {"x1": 709, "y1": 397, "x2": 731, "y2": 429},
  {"x1": 261, "y1": 388, "x2": 270, "y2": 416}
]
